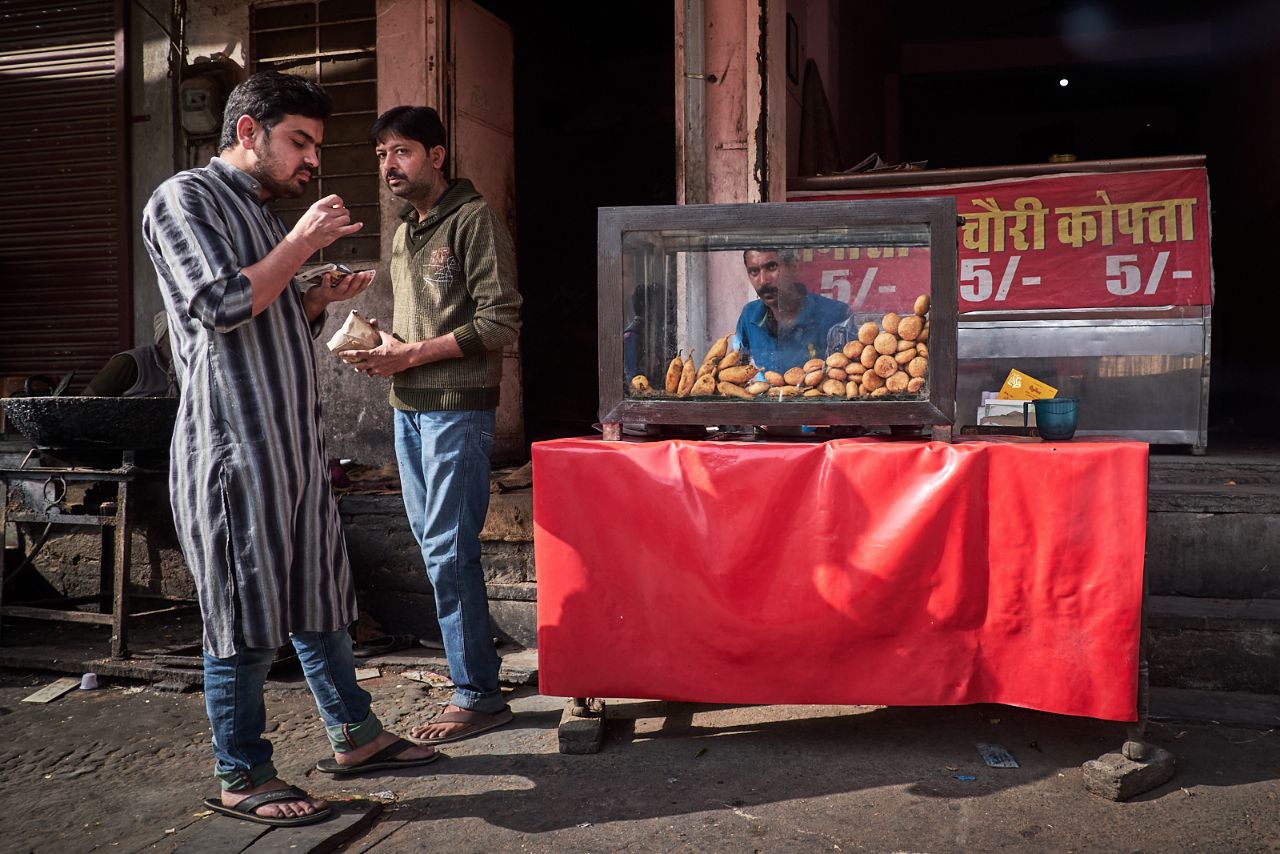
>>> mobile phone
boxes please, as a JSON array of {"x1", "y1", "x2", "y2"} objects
[{"x1": 298, "y1": 263, "x2": 354, "y2": 285}]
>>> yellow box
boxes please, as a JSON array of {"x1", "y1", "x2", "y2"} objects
[{"x1": 996, "y1": 369, "x2": 1058, "y2": 401}]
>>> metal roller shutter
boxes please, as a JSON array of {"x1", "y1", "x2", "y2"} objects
[{"x1": 0, "y1": 0, "x2": 129, "y2": 393}]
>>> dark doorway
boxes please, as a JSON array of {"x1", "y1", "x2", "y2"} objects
[
  {"x1": 476, "y1": 2, "x2": 677, "y2": 443},
  {"x1": 825, "y1": 0, "x2": 1280, "y2": 439}
]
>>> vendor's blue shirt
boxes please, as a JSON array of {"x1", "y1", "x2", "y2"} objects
[{"x1": 734, "y1": 289, "x2": 850, "y2": 373}]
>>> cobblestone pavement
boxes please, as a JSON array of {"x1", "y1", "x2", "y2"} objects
[{"x1": 2, "y1": 668, "x2": 1278, "y2": 854}]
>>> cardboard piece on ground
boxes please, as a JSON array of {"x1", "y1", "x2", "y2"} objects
[
  {"x1": 403, "y1": 669, "x2": 453, "y2": 687},
  {"x1": 22, "y1": 677, "x2": 82, "y2": 704},
  {"x1": 353, "y1": 667, "x2": 380, "y2": 681},
  {"x1": 977, "y1": 742, "x2": 1020, "y2": 768}
]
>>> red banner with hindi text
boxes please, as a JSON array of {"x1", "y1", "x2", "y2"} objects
[{"x1": 792, "y1": 167, "x2": 1212, "y2": 313}]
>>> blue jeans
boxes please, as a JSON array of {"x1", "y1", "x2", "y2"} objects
[
  {"x1": 203, "y1": 628, "x2": 383, "y2": 790},
  {"x1": 394, "y1": 408, "x2": 505, "y2": 714}
]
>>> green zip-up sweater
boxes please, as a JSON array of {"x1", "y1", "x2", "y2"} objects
[{"x1": 389, "y1": 179, "x2": 522, "y2": 411}]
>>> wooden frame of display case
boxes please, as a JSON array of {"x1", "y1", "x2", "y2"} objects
[{"x1": 597, "y1": 198, "x2": 960, "y2": 440}]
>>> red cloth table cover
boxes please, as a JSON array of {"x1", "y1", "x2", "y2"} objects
[{"x1": 533, "y1": 436, "x2": 1147, "y2": 721}]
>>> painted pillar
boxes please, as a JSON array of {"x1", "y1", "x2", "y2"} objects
[{"x1": 674, "y1": 0, "x2": 787, "y2": 352}]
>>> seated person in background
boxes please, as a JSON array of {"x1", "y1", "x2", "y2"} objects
[
  {"x1": 82, "y1": 310, "x2": 176, "y2": 397},
  {"x1": 734, "y1": 249, "x2": 850, "y2": 373}
]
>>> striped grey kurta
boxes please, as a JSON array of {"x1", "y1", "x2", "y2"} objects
[{"x1": 142, "y1": 157, "x2": 355, "y2": 658}]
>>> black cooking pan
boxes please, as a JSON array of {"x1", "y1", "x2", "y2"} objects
[{"x1": 0, "y1": 396, "x2": 178, "y2": 450}]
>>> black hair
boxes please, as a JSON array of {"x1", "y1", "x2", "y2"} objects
[
  {"x1": 742, "y1": 248, "x2": 798, "y2": 264},
  {"x1": 369, "y1": 105, "x2": 449, "y2": 172},
  {"x1": 217, "y1": 71, "x2": 333, "y2": 152}
]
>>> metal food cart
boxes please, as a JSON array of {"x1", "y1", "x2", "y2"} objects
[{"x1": 790, "y1": 155, "x2": 1214, "y2": 453}]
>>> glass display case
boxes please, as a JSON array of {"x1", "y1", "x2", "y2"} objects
[{"x1": 597, "y1": 198, "x2": 960, "y2": 439}]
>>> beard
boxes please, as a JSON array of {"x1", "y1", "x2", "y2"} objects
[{"x1": 253, "y1": 135, "x2": 314, "y2": 200}]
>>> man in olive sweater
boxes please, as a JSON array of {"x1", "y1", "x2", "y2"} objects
[{"x1": 346, "y1": 105, "x2": 522, "y2": 743}]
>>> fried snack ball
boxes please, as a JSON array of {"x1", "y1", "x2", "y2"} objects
[
  {"x1": 914, "y1": 294, "x2": 930, "y2": 316},
  {"x1": 690, "y1": 373, "x2": 717, "y2": 396},
  {"x1": 842, "y1": 340, "x2": 864, "y2": 360},
  {"x1": 907, "y1": 377, "x2": 926, "y2": 393},
  {"x1": 746, "y1": 381, "x2": 771, "y2": 396},
  {"x1": 907, "y1": 356, "x2": 928, "y2": 378},
  {"x1": 821, "y1": 378, "x2": 846, "y2": 397},
  {"x1": 919, "y1": 322, "x2": 930, "y2": 342},
  {"x1": 897, "y1": 314, "x2": 923, "y2": 341},
  {"x1": 803, "y1": 388, "x2": 823, "y2": 397},
  {"x1": 803, "y1": 358, "x2": 826, "y2": 372},
  {"x1": 916, "y1": 343, "x2": 928, "y2": 358},
  {"x1": 882, "y1": 312, "x2": 901, "y2": 334},
  {"x1": 886, "y1": 371, "x2": 910, "y2": 393},
  {"x1": 826, "y1": 367, "x2": 848, "y2": 382},
  {"x1": 804, "y1": 369, "x2": 825, "y2": 387},
  {"x1": 870, "y1": 386, "x2": 890, "y2": 398},
  {"x1": 862, "y1": 371, "x2": 885, "y2": 391},
  {"x1": 764, "y1": 370, "x2": 785, "y2": 387},
  {"x1": 858, "y1": 321, "x2": 880, "y2": 345},
  {"x1": 874, "y1": 354, "x2": 899, "y2": 378},
  {"x1": 783, "y1": 366, "x2": 807, "y2": 386},
  {"x1": 826, "y1": 352, "x2": 850, "y2": 369},
  {"x1": 771, "y1": 385, "x2": 801, "y2": 399},
  {"x1": 896, "y1": 339, "x2": 915, "y2": 352},
  {"x1": 845, "y1": 380, "x2": 860, "y2": 399},
  {"x1": 630, "y1": 375, "x2": 651, "y2": 393},
  {"x1": 874, "y1": 332, "x2": 898, "y2": 355},
  {"x1": 847, "y1": 362, "x2": 866, "y2": 376},
  {"x1": 860, "y1": 346, "x2": 878, "y2": 369},
  {"x1": 895, "y1": 348, "x2": 917, "y2": 365}
]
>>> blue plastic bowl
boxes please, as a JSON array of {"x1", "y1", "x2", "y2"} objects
[{"x1": 1033, "y1": 397, "x2": 1079, "y2": 441}]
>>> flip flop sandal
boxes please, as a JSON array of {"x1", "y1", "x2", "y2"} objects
[
  {"x1": 202, "y1": 786, "x2": 332, "y2": 827},
  {"x1": 414, "y1": 705, "x2": 514, "y2": 745},
  {"x1": 352, "y1": 634, "x2": 417, "y2": 659},
  {"x1": 314, "y1": 737, "x2": 441, "y2": 775}
]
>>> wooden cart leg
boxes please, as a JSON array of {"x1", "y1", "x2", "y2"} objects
[
  {"x1": 930, "y1": 424, "x2": 953, "y2": 443},
  {"x1": 558, "y1": 697, "x2": 606, "y2": 754},
  {"x1": 602, "y1": 423, "x2": 622, "y2": 442},
  {"x1": 109, "y1": 476, "x2": 132, "y2": 660},
  {"x1": 0, "y1": 478, "x2": 7, "y2": 646}
]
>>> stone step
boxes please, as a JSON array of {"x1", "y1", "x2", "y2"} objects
[
  {"x1": 1147, "y1": 481, "x2": 1280, "y2": 514},
  {"x1": 1146, "y1": 595, "x2": 1280, "y2": 695},
  {"x1": 1150, "y1": 686, "x2": 1280, "y2": 728},
  {"x1": 1145, "y1": 494, "x2": 1280, "y2": 599},
  {"x1": 1148, "y1": 453, "x2": 1280, "y2": 486}
]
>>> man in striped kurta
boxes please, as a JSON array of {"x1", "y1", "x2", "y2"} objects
[{"x1": 142, "y1": 71, "x2": 436, "y2": 828}]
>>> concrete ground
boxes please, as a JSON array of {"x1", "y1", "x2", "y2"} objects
[{"x1": 2, "y1": 662, "x2": 1278, "y2": 854}]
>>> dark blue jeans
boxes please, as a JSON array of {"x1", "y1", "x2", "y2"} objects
[{"x1": 393, "y1": 408, "x2": 504, "y2": 714}]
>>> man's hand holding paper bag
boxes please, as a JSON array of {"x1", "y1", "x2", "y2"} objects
[{"x1": 326, "y1": 310, "x2": 382, "y2": 353}]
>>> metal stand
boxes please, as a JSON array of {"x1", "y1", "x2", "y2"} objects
[
  {"x1": 1081, "y1": 566, "x2": 1176, "y2": 800},
  {"x1": 0, "y1": 449, "x2": 191, "y2": 659}
]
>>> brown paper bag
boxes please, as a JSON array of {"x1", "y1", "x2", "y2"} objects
[{"x1": 326, "y1": 310, "x2": 380, "y2": 353}]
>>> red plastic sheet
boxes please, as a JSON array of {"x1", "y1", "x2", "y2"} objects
[{"x1": 533, "y1": 436, "x2": 1148, "y2": 721}]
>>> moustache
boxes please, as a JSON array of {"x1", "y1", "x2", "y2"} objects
[
  {"x1": 757, "y1": 286, "x2": 779, "y2": 299},
  {"x1": 385, "y1": 171, "x2": 406, "y2": 182}
]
